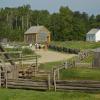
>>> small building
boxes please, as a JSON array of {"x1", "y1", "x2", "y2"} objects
[
  {"x1": 86, "y1": 28, "x2": 100, "y2": 42},
  {"x1": 92, "y1": 48, "x2": 100, "y2": 68},
  {"x1": 24, "y1": 26, "x2": 51, "y2": 44}
]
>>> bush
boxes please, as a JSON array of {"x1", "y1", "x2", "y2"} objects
[
  {"x1": 22, "y1": 48, "x2": 34, "y2": 55},
  {"x1": 49, "y1": 45, "x2": 80, "y2": 54}
]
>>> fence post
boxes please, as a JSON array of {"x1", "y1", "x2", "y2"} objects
[
  {"x1": 64, "y1": 62, "x2": 68, "y2": 69},
  {"x1": 36, "y1": 56, "x2": 38, "y2": 71},
  {"x1": 5, "y1": 67, "x2": 7, "y2": 88},
  {"x1": 57, "y1": 69, "x2": 60, "y2": 80},
  {"x1": 73, "y1": 60, "x2": 75, "y2": 67},
  {"x1": 53, "y1": 70, "x2": 56, "y2": 91},
  {"x1": 19, "y1": 52, "x2": 22, "y2": 67},
  {"x1": 48, "y1": 74, "x2": 51, "y2": 90}
]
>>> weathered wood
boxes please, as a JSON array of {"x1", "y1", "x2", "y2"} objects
[
  {"x1": 7, "y1": 85, "x2": 48, "y2": 90},
  {"x1": 56, "y1": 84, "x2": 100, "y2": 88},
  {"x1": 7, "y1": 82, "x2": 48, "y2": 87},
  {"x1": 57, "y1": 69, "x2": 60, "y2": 80},
  {"x1": 5, "y1": 79, "x2": 48, "y2": 90},
  {"x1": 2, "y1": 78, "x2": 100, "y2": 91},
  {"x1": 48, "y1": 74, "x2": 51, "y2": 90},
  {"x1": 93, "y1": 52, "x2": 100, "y2": 67},
  {"x1": 53, "y1": 71, "x2": 56, "y2": 91},
  {"x1": 36, "y1": 56, "x2": 38, "y2": 70},
  {"x1": 5, "y1": 67, "x2": 7, "y2": 88},
  {"x1": 56, "y1": 86, "x2": 100, "y2": 90},
  {"x1": 56, "y1": 80, "x2": 100, "y2": 83}
]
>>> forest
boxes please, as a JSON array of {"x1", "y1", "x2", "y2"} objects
[{"x1": 0, "y1": 5, "x2": 100, "y2": 41}]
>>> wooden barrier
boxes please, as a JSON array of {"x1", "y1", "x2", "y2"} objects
[
  {"x1": 1, "y1": 78, "x2": 100, "y2": 91},
  {"x1": 55, "y1": 80, "x2": 100, "y2": 91}
]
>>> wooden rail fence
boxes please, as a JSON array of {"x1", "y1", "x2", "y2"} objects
[{"x1": 1, "y1": 78, "x2": 100, "y2": 92}]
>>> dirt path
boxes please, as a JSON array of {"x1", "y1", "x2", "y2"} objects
[{"x1": 35, "y1": 49, "x2": 76, "y2": 63}]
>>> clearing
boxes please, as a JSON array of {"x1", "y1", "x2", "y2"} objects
[
  {"x1": 35, "y1": 49, "x2": 75, "y2": 63},
  {"x1": 50, "y1": 41, "x2": 100, "y2": 50}
]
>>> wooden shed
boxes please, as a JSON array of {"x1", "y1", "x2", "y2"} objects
[
  {"x1": 92, "y1": 48, "x2": 100, "y2": 67},
  {"x1": 24, "y1": 26, "x2": 51, "y2": 44}
]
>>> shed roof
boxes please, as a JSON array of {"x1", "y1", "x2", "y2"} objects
[
  {"x1": 87, "y1": 28, "x2": 100, "y2": 35},
  {"x1": 24, "y1": 26, "x2": 50, "y2": 34}
]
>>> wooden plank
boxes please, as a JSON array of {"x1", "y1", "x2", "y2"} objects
[
  {"x1": 56, "y1": 80, "x2": 100, "y2": 84},
  {"x1": 7, "y1": 85, "x2": 48, "y2": 90},
  {"x1": 7, "y1": 83, "x2": 48, "y2": 87},
  {"x1": 56, "y1": 83, "x2": 100, "y2": 88},
  {"x1": 56, "y1": 86, "x2": 100, "y2": 91}
]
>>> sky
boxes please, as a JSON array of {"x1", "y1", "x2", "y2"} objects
[{"x1": 0, "y1": 0, "x2": 100, "y2": 15}]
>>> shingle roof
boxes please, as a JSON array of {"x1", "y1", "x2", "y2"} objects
[
  {"x1": 24, "y1": 26, "x2": 50, "y2": 34},
  {"x1": 87, "y1": 28, "x2": 100, "y2": 35}
]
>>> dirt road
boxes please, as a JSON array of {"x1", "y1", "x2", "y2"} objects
[{"x1": 35, "y1": 49, "x2": 76, "y2": 63}]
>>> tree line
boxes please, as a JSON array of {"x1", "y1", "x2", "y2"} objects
[{"x1": 0, "y1": 5, "x2": 100, "y2": 41}]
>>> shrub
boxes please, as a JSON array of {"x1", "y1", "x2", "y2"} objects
[{"x1": 22, "y1": 48, "x2": 34, "y2": 55}]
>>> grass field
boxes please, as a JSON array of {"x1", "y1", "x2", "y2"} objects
[
  {"x1": 39, "y1": 61, "x2": 65, "y2": 71},
  {"x1": 0, "y1": 88, "x2": 100, "y2": 100},
  {"x1": 60, "y1": 68, "x2": 100, "y2": 80},
  {"x1": 51, "y1": 41, "x2": 100, "y2": 50}
]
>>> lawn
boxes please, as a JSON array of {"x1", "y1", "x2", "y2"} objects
[
  {"x1": 39, "y1": 61, "x2": 65, "y2": 71},
  {"x1": 60, "y1": 67, "x2": 100, "y2": 80},
  {"x1": 50, "y1": 41, "x2": 100, "y2": 50},
  {"x1": 0, "y1": 88, "x2": 100, "y2": 100}
]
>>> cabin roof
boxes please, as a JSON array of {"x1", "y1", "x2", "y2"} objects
[
  {"x1": 24, "y1": 26, "x2": 50, "y2": 34},
  {"x1": 87, "y1": 28, "x2": 100, "y2": 35}
]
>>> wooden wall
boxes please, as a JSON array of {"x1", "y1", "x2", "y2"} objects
[{"x1": 93, "y1": 52, "x2": 100, "y2": 67}]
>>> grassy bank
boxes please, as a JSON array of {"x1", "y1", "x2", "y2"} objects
[
  {"x1": 51, "y1": 41, "x2": 100, "y2": 50},
  {"x1": 60, "y1": 68, "x2": 100, "y2": 80},
  {"x1": 39, "y1": 61, "x2": 65, "y2": 71},
  {"x1": 0, "y1": 88, "x2": 99, "y2": 100}
]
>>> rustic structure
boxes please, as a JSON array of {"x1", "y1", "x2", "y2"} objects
[
  {"x1": 92, "y1": 48, "x2": 100, "y2": 67},
  {"x1": 24, "y1": 26, "x2": 51, "y2": 44}
]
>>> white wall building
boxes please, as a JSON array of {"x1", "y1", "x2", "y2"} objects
[{"x1": 86, "y1": 28, "x2": 100, "y2": 42}]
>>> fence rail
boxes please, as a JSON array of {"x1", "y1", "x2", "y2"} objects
[{"x1": 1, "y1": 79, "x2": 100, "y2": 91}]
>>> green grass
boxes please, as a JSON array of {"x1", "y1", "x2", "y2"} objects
[
  {"x1": 5, "y1": 47, "x2": 34, "y2": 55},
  {"x1": 51, "y1": 41, "x2": 100, "y2": 50},
  {"x1": 39, "y1": 61, "x2": 65, "y2": 71},
  {"x1": 60, "y1": 68, "x2": 100, "y2": 80},
  {"x1": 0, "y1": 88, "x2": 99, "y2": 100}
]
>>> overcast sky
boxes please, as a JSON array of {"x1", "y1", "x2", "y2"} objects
[{"x1": 0, "y1": 0, "x2": 100, "y2": 15}]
